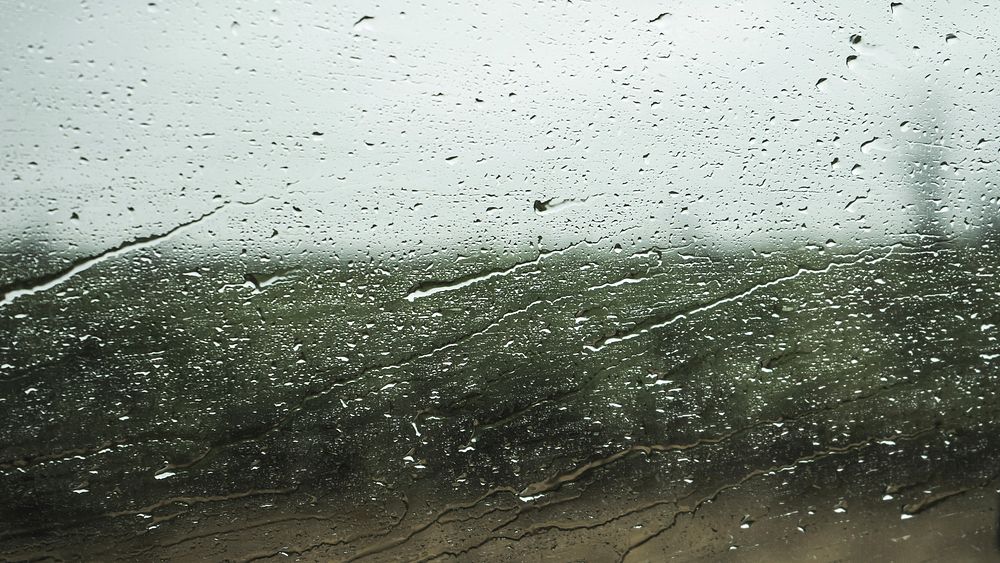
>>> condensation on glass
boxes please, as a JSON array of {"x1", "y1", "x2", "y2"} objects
[{"x1": 1, "y1": 1, "x2": 998, "y2": 561}]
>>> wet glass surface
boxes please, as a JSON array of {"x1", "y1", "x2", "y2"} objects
[{"x1": 2, "y1": 1, "x2": 1000, "y2": 561}]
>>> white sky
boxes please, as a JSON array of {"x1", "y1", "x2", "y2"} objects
[{"x1": 2, "y1": 0, "x2": 998, "y2": 267}]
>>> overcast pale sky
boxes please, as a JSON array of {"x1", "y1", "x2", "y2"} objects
[{"x1": 2, "y1": 0, "x2": 998, "y2": 270}]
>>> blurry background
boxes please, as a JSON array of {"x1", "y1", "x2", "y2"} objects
[{"x1": 2, "y1": 2, "x2": 1000, "y2": 561}]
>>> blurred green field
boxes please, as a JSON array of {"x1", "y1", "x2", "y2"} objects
[{"x1": 1, "y1": 233, "x2": 998, "y2": 561}]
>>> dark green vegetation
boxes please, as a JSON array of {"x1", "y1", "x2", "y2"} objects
[{"x1": 1, "y1": 233, "x2": 999, "y2": 561}]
